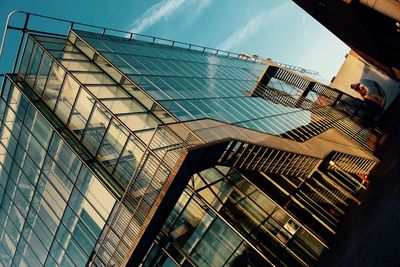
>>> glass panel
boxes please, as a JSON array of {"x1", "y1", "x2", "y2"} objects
[
  {"x1": 75, "y1": 39, "x2": 95, "y2": 60},
  {"x1": 42, "y1": 63, "x2": 66, "y2": 110},
  {"x1": 0, "y1": 236, "x2": 14, "y2": 266},
  {"x1": 135, "y1": 128, "x2": 155, "y2": 144},
  {"x1": 61, "y1": 206, "x2": 97, "y2": 254},
  {"x1": 39, "y1": 40, "x2": 78, "y2": 53},
  {"x1": 81, "y1": 103, "x2": 111, "y2": 155},
  {"x1": 54, "y1": 75, "x2": 80, "y2": 124},
  {"x1": 18, "y1": 127, "x2": 46, "y2": 168},
  {"x1": 120, "y1": 80, "x2": 154, "y2": 110},
  {"x1": 97, "y1": 119, "x2": 129, "y2": 173},
  {"x1": 102, "y1": 98, "x2": 145, "y2": 114},
  {"x1": 31, "y1": 190, "x2": 60, "y2": 236},
  {"x1": 16, "y1": 239, "x2": 42, "y2": 267},
  {"x1": 33, "y1": 53, "x2": 52, "y2": 96},
  {"x1": 55, "y1": 224, "x2": 89, "y2": 265},
  {"x1": 226, "y1": 243, "x2": 268, "y2": 266},
  {"x1": 36, "y1": 175, "x2": 67, "y2": 219},
  {"x1": 49, "y1": 239, "x2": 74, "y2": 266},
  {"x1": 248, "y1": 191, "x2": 277, "y2": 215},
  {"x1": 23, "y1": 105, "x2": 52, "y2": 147},
  {"x1": 113, "y1": 135, "x2": 144, "y2": 188},
  {"x1": 86, "y1": 85, "x2": 128, "y2": 99},
  {"x1": 72, "y1": 72, "x2": 114, "y2": 85},
  {"x1": 15, "y1": 145, "x2": 40, "y2": 185},
  {"x1": 25, "y1": 44, "x2": 43, "y2": 87},
  {"x1": 34, "y1": 35, "x2": 75, "y2": 44},
  {"x1": 67, "y1": 190, "x2": 104, "y2": 237},
  {"x1": 48, "y1": 135, "x2": 81, "y2": 182},
  {"x1": 76, "y1": 167, "x2": 116, "y2": 221},
  {"x1": 68, "y1": 88, "x2": 94, "y2": 137},
  {"x1": 42, "y1": 156, "x2": 73, "y2": 200},
  {"x1": 93, "y1": 54, "x2": 123, "y2": 83},
  {"x1": 8, "y1": 85, "x2": 28, "y2": 118},
  {"x1": 51, "y1": 51, "x2": 87, "y2": 60},
  {"x1": 21, "y1": 224, "x2": 48, "y2": 264},
  {"x1": 152, "y1": 104, "x2": 175, "y2": 123},
  {"x1": 191, "y1": 218, "x2": 241, "y2": 266},
  {"x1": 0, "y1": 76, "x2": 118, "y2": 267},
  {"x1": 60, "y1": 60, "x2": 99, "y2": 72},
  {"x1": 19, "y1": 38, "x2": 34, "y2": 77},
  {"x1": 117, "y1": 113, "x2": 159, "y2": 132},
  {"x1": 3, "y1": 109, "x2": 22, "y2": 143}
]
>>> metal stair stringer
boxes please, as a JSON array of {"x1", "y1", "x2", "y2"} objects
[{"x1": 91, "y1": 118, "x2": 379, "y2": 267}]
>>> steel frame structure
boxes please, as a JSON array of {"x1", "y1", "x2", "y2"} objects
[{"x1": 0, "y1": 11, "x2": 381, "y2": 267}]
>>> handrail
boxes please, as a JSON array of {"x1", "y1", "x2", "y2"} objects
[
  {"x1": 275, "y1": 61, "x2": 319, "y2": 75},
  {"x1": 259, "y1": 64, "x2": 382, "y2": 142},
  {"x1": 0, "y1": 11, "x2": 266, "y2": 68},
  {"x1": 166, "y1": 118, "x2": 378, "y2": 162}
]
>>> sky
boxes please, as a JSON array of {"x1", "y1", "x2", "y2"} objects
[{"x1": 0, "y1": 0, "x2": 350, "y2": 81}]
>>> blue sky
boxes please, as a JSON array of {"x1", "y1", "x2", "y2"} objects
[{"x1": 0, "y1": 0, "x2": 349, "y2": 81}]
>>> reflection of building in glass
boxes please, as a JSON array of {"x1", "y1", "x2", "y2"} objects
[{"x1": 0, "y1": 12, "x2": 380, "y2": 267}]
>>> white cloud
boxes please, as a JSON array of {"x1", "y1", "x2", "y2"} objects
[
  {"x1": 131, "y1": 0, "x2": 186, "y2": 33},
  {"x1": 191, "y1": 0, "x2": 212, "y2": 17},
  {"x1": 218, "y1": 2, "x2": 292, "y2": 51},
  {"x1": 130, "y1": 0, "x2": 212, "y2": 33}
]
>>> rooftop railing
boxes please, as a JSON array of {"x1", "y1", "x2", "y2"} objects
[
  {"x1": 275, "y1": 62, "x2": 319, "y2": 75},
  {"x1": 0, "y1": 11, "x2": 267, "y2": 82}
]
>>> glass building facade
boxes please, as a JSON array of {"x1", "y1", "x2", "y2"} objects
[
  {"x1": 0, "y1": 77, "x2": 116, "y2": 266},
  {"x1": 0, "y1": 15, "x2": 379, "y2": 267}
]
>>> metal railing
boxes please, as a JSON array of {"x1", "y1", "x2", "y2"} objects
[
  {"x1": 275, "y1": 62, "x2": 319, "y2": 75},
  {"x1": 0, "y1": 11, "x2": 266, "y2": 80},
  {"x1": 91, "y1": 114, "x2": 378, "y2": 266},
  {"x1": 255, "y1": 65, "x2": 381, "y2": 152}
]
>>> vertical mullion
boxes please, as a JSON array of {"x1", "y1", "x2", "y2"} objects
[
  {"x1": 31, "y1": 50, "x2": 45, "y2": 89},
  {"x1": 39, "y1": 60, "x2": 54, "y2": 99},
  {"x1": 80, "y1": 101, "x2": 97, "y2": 142},
  {"x1": 93, "y1": 116, "x2": 113, "y2": 160},
  {"x1": 66, "y1": 86, "x2": 83, "y2": 127},
  {"x1": 110, "y1": 134, "x2": 130, "y2": 177}
]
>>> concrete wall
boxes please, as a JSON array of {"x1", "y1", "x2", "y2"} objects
[{"x1": 331, "y1": 51, "x2": 400, "y2": 109}]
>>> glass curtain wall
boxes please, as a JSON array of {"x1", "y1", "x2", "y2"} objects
[
  {"x1": 68, "y1": 30, "x2": 371, "y2": 147},
  {"x1": 142, "y1": 166, "x2": 326, "y2": 267},
  {"x1": 1, "y1": 27, "x2": 375, "y2": 267},
  {"x1": 0, "y1": 77, "x2": 116, "y2": 266},
  {"x1": 18, "y1": 34, "x2": 155, "y2": 192},
  {"x1": 71, "y1": 30, "x2": 315, "y2": 135}
]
